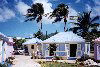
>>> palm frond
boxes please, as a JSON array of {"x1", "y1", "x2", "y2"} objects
[{"x1": 91, "y1": 16, "x2": 100, "y2": 22}]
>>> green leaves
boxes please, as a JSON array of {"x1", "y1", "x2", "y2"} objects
[
  {"x1": 25, "y1": 3, "x2": 44, "y2": 23},
  {"x1": 71, "y1": 11, "x2": 100, "y2": 42},
  {"x1": 50, "y1": 3, "x2": 69, "y2": 23}
]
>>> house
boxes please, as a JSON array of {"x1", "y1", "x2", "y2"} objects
[
  {"x1": 94, "y1": 37, "x2": 100, "y2": 60},
  {"x1": 23, "y1": 38, "x2": 42, "y2": 58},
  {"x1": 42, "y1": 31, "x2": 90, "y2": 60}
]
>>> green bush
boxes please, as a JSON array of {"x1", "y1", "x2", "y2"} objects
[{"x1": 0, "y1": 63, "x2": 7, "y2": 67}]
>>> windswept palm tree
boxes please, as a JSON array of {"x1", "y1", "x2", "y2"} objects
[
  {"x1": 49, "y1": 3, "x2": 69, "y2": 31},
  {"x1": 25, "y1": 3, "x2": 44, "y2": 29},
  {"x1": 70, "y1": 11, "x2": 100, "y2": 42}
]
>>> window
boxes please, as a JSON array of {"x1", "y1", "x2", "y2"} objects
[
  {"x1": 31, "y1": 45, "x2": 34, "y2": 49},
  {"x1": 59, "y1": 44, "x2": 65, "y2": 51}
]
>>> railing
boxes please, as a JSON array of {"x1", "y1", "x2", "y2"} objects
[{"x1": 54, "y1": 51, "x2": 67, "y2": 56}]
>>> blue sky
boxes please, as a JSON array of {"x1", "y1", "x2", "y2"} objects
[{"x1": 0, "y1": 0, "x2": 100, "y2": 37}]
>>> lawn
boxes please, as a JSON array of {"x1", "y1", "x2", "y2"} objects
[{"x1": 40, "y1": 62, "x2": 78, "y2": 67}]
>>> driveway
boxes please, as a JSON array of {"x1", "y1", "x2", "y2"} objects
[{"x1": 12, "y1": 55, "x2": 41, "y2": 67}]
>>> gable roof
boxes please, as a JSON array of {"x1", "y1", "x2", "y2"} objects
[
  {"x1": 23, "y1": 38, "x2": 42, "y2": 45},
  {"x1": 42, "y1": 31, "x2": 85, "y2": 43}
]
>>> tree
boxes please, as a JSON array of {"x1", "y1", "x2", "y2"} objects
[
  {"x1": 70, "y1": 11, "x2": 100, "y2": 43},
  {"x1": 33, "y1": 30, "x2": 58, "y2": 40},
  {"x1": 33, "y1": 29, "x2": 44, "y2": 40},
  {"x1": 25, "y1": 3, "x2": 44, "y2": 29},
  {"x1": 49, "y1": 3, "x2": 69, "y2": 31},
  {"x1": 13, "y1": 38, "x2": 26, "y2": 49}
]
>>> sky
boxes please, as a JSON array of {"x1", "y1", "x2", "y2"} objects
[{"x1": 0, "y1": 0, "x2": 100, "y2": 37}]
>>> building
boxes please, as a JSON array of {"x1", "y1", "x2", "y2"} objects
[
  {"x1": 23, "y1": 38, "x2": 42, "y2": 58},
  {"x1": 42, "y1": 31, "x2": 90, "y2": 60}
]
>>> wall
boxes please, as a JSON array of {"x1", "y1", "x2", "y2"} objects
[
  {"x1": 27, "y1": 44, "x2": 37, "y2": 56},
  {"x1": 94, "y1": 44, "x2": 100, "y2": 60},
  {"x1": 28, "y1": 44, "x2": 42, "y2": 57}
]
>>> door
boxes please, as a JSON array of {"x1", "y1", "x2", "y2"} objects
[
  {"x1": 49, "y1": 44, "x2": 56, "y2": 56},
  {"x1": 70, "y1": 44, "x2": 77, "y2": 57}
]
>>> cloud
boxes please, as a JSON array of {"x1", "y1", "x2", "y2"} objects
[
  {"x1": 67, "y1": 7, "x2": 78, "y2": 28},
  {"x1": 75, "y1": 0, "x2": 80, "y2": 3},
  {"x1": 85, "y1": 4, "x2": 92, "y2": 11},
  {"x1": 67, "y1": 6, "x2": 78, "y2": 23},
  {"x1": 93, "y1": 6, "x2": 100, "y2": 16},
  {"x1": 0, "y1": 7, "x2": 15, "y2": 22},
  {"x1": 16, "y1": 2, "x2": 30, "y2": 15},
  {"x1": 33, "y1": 0, "x2": 53, "y2": 14},
  {"x1": 90, "y1": 0, "x2": 100, "y2": 16},
  {"x1": 94, "y1": 0, "x2": 100, "y2": 5},
  {"x1": 85, "y1": 3, "x2": 100, "y2": 17}
]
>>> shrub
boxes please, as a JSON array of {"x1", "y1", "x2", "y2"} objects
[
  {"x1": 77, "y1": 54, "x2": 90, "y2": 61},
  {"x1": 0, "y1": 63, "x2": 7, "y2": 67}
]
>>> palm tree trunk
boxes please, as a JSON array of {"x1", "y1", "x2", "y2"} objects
[
  {"x1": 64, "y1": 22, "x2": 66, "y2": 32},
  {"x1": 41, "y1": 22, "x2": 42, "y2": 30}
]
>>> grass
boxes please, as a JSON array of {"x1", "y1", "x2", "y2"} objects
[{"x1": 39, "y1": 61, "x2": 78, "y2": 67}]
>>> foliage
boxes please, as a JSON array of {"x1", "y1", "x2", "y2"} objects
[
  {"x1": 25, "y1": 3, "x2": 44, "y2": 29},
  {"x1": 50, "y1": 3, "x2": 69, "y2": 31},
  {"x1": 70, "y1": 11, "x2": 100, "y2": 42},
  {"x1": 34, "y1": 30, "x2": 58, "y2": 40},
  {"x1": 25, "y1": 3, "x2": 44, "y2": 22},
  {"x1": 40, "y1": 62, "x2": 77, "y2": 67},
  {"x1": 0, "y1": 63, "x2": 7, "y2": 67},
  {"x1": 50, "y1": 3, "x2": 69, "y2": 22},
  {"x1": 13, "y1": 38, "x2": 26, "y2": 49},
  {"x1": 34, "y1": 29, "x2": 44, "y2": 40},
  {"x1": 25, "y1": 3, "x2": 69, "y2": 31}
]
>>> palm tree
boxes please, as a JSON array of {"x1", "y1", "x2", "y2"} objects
[
  {"x1": 25, "y1": 3, "x2": 44, "y2": 30},
  {"x1": 49, "y1": 3, "x2": 69, "y2": 32},
  {"x1": 70, "y1": 11, "x2": 100, "y2": 42}
]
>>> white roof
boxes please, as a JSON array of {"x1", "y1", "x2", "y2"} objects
[
  {"x1": 23, "y1": 38, "x2": 42, "y2": 45},
  {"x1": 42, "y1": 31, "x2": 85, "y2": 43}
]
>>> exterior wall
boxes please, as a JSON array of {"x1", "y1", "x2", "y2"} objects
[
  {"x1": 42, "y1": 44, "x2": 49, "y2": 57},
  {"x1": 81, "y1": 42, "x2": 85, "y2": 56},
  {"x1": 76, "y1": 43, "x2": 82, "y2": 58},
  {"x1": 85, "y1": 42, "x2": 90, "y2": 56},
  {"x1": 42, "y1": 42, "x2": 85, "y2": 59},
  {"x1": 55, "y1": 44, "x2": 67, "y2": 56},
  {"x1": 94, "y1": 44, "x2": 100, "y2": 60},
  {"x1": 27, "y1": 44, "x2": 41, "y2": 56}
]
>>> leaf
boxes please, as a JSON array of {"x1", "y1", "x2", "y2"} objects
[{"x1": 91, "y1": 16, "x2": 100, "y2": 22}]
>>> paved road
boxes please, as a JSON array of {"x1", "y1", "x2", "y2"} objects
[{"x1": 12, "y1": 55, "x2": 41, "y2": 67}]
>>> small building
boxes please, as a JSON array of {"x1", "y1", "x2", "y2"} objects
[
  {"x1": 94, "y1": 37, "x2": 100, "y2": 60},
  {"x1": 23, "y1": 38, "x2": 42, "y2": 58},
  {"x1": 42, "y1": 32, "x2": 90, "y2": 59}
]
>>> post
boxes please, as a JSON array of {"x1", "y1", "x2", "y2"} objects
[
  {"x1": 1, "y1": 41, "x2": 5, "y2": 64},
  {"x1": 46, "y1": 31, "x2": 47, "y2": 39}
]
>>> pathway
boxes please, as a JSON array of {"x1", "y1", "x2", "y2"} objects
[{"x1": 12, "y1": 55, "x2": 41, "y2": 67}]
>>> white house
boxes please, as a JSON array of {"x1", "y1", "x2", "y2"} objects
[
  {"x1": 42, "y1": 31, "x2": 90, "y2": 60},
  {"x1": 23, "y1": 38, "x2": 42, "y2": 58}
]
